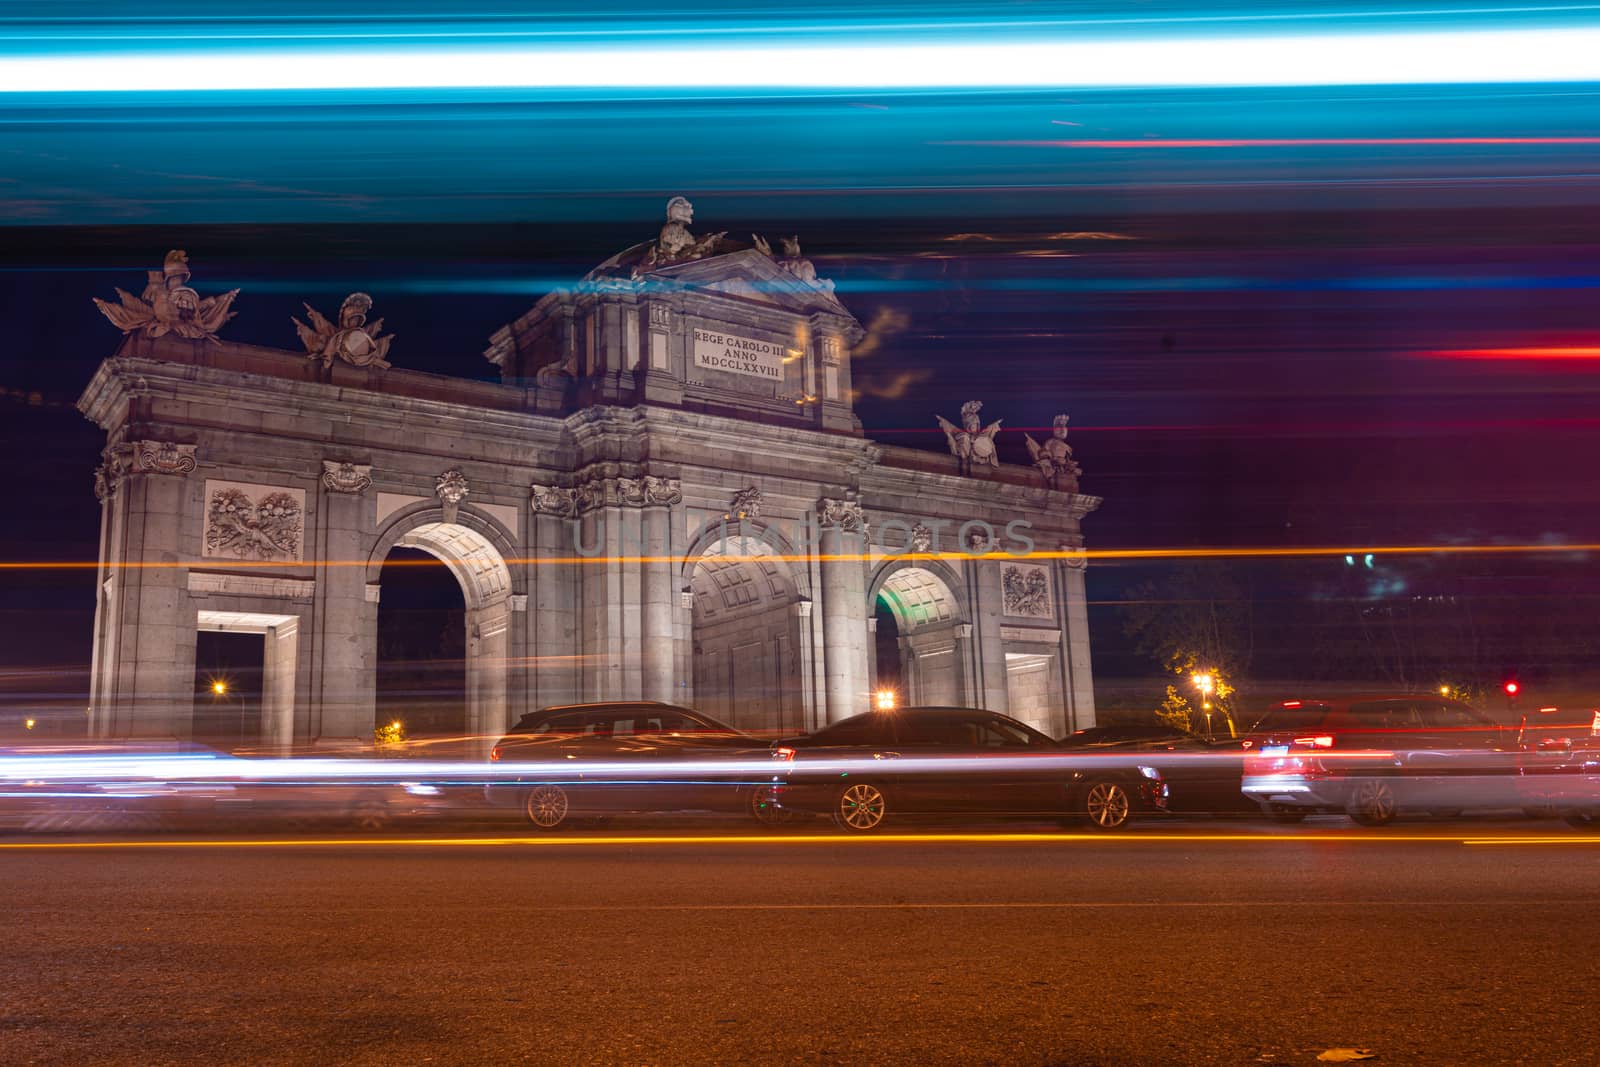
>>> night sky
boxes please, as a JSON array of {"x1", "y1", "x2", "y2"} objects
[{"x1": 4, "y1": 2, "x2": 1600, "y2": 705}]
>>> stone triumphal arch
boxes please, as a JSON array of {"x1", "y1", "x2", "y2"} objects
[{"x1": 79, "y1": 202, "x2": 1101, "y2": 746}]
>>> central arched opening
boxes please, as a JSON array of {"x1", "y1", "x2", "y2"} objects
[
  {"x1": 376, "y1": 548, "x2": 465, "y2": 739},
  {"x1": 689, "y1": 534, "x2": 803, "y2": 734},
  {"x1": 874, "y1": 565, "x2": 965, "y2": 707},
  {"x1": 373, "y1": 520, "x2": 513, "y2": 751}
]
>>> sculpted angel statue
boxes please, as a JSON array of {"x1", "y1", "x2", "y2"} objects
[
  {"x1": 937, "y1": 400, "x2": 1003, "y2": 476},
  {"x1": 92, "y1": 250, "x2": 239, "y2": 343},
  {"x1": 1024, "y1": 414, "x2": 1082, "y2": 492},
  {"x1": 293, "y1": 292, "x2": 393, "y2": 370}
]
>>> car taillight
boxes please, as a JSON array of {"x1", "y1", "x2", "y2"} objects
[
  {"x1": 1244, "y1": 750, "x2": 1324, "y2": 778},
  {"x1": 772, "y1": 746, "x2": 796, "y2": 763},
  {"x1": 489, "y1": 746, "x2": 501, "y2": 762},
  {"x1": 1294, "y1": 735, "x2": 1335, "y2": 748}
]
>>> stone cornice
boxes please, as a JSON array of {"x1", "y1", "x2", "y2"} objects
[
  {"x1": 78, "y1": 356, "x2": 568, "y2": 448},
  {"x1": 570, "y1": 404, "x2": 879, "y2": 473}
]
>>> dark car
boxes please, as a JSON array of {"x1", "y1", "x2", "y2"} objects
[
  {"x1": 769, "y1": 707, "x2": 1166, "y2": 832},
  {"x1": 1240, "y1": 694, "x2": 1521, "y2": 825},
  {"x1": 487, "y1": 702, "x2": 781, "y2": 830},
  {"x1": 1058, "y1": 724, "x2": 1256, "y2": 816}
]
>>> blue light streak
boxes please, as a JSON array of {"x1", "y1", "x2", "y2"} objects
[{"x1": 3, "y1": 26, "x2": 1600, "y2": 92}]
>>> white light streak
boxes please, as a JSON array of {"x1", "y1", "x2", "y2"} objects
[{"x1": 2, "y1": 27, "x2": 1600, "y2": 92}]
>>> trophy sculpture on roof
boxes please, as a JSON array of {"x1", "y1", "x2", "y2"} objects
[
  {"x1": 936, "y1": 400, "x2": 1003, "y2": 476},
  {"x1": 92, "y1": 250, "x2": 239, "y2": 344}
]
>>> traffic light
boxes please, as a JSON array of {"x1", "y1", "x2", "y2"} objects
[{"x1": 1504, "y1": 681, "x2": 1520, "y2": 697}]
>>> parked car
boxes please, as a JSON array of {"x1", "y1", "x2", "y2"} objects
[
  {"x1": 1240, "y1": 694, "x2": 1521, "y2": 825},
  {"x1": 769, "y1": 706, "x2": 1167, "y2": 832},
  {"x1": 1059, "y1": 724, "x2": 1256, "y2": 816},
  {"x1": 486, "y1": 702, "x2": 781, "y2": 830}
]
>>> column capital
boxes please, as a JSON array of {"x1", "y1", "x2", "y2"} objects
[
  {"x1": 131, "y1": 440, "x2": 196, "y2": 476},
  {"x1": 531, "y1": 483, "x2": 577, "y2": 518},
  {"x1": 818, "y1": 496, "x2": 867, "y2": 534},
  {"x1": 321, "y1": 460, "x2": 373, "y2": 494}
]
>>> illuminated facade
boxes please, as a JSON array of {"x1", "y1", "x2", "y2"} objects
[{"x1": 78, "y1": 200, "x2": 1100, "y2": 746}]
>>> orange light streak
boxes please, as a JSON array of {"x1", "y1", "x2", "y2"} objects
[
  {"x1": 2, "y1": 543, "x2": 1597, "y2": 571},
  {"x1": 0, "y1": 831, "x2": 1555, "y2": 851}
]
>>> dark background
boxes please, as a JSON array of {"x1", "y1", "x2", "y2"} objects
[{"x1": 4, "y1": 27, "x2": 1600, "y2": 717}]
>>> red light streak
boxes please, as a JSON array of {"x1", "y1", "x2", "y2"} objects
[{"x1": 1430, "y1": 346, "x2": 1600, "y2": 361}]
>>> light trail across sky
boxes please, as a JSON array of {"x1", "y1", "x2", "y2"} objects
[{"x1": 3, "y1": 26, "x2": 1600, "y2": 92}]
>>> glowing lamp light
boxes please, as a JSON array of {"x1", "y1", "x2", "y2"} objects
[
  {"x1": 1439, "y1": 685, "x2": 1451, "y2": 697},
  {"x1": 1504, "y1": 681, "x2": 1520, "y2": 696},
  {"x1": 24, "y1": 718, "x2": 35, "y2": 730},
  {"x1": 211, "y1": 680, "x2": 228, "y2": 696},
  {"x1": 875, "y1": 689, "x2": 897, "y2": 711}
]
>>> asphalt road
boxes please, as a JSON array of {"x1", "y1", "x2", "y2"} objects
[{"x1": 3, "y1": 819, "x2": 1598, "y2": 1066}]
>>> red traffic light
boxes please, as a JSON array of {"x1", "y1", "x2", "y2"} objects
[{"x1": 1504, "y1": 681, "x2": 1520, "y2": 696}]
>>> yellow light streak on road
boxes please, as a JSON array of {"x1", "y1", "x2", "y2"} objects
[{"x1": 3, "y1": 830, "x2": 1596, "y2": 850}]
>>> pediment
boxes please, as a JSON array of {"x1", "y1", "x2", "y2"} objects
[{"x1": 652, "y1": 249, "x2": 852, "y2": 318}]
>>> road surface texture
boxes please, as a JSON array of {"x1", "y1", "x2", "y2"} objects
[{"x1": 2, "y1": 818, "x2": 1597, "y2": 1065}]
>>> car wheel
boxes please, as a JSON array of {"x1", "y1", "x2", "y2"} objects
[
  {"x1": 1082, "y1": 779, "x2": 1134, "y2": 831},
  {"x1": 833, "y1": 782, "x2": 888, "y2": 832},
  {"x1": 1263, "y1": 803, "x2": 1307, "y2": 824},
  {"x1": 1346, "y1": 779, "x2": 1398, "y2": 826},
  {"x1": 348, "y1": 796, "x2": 391, "y2": 832},
  {"x1": 749, "y1": 788, "x2": 794, "y2": 827},
  {"x1": 1563, "y1": 810, "x2": 1600, "y2": 831},
  {"x1": 524, "y1": 784, "x2": 571, "y2": 831}
]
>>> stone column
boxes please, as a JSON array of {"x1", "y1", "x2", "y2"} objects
[
  {"x1": 261, "y1": 618, "x2": 300, "y2": 751},
  {"x1": 466, "y1": 597, "x2": 512, "y2": 748},
  {"x1": 818, "y1": 498, "x2": 868, "y2": 722},
  {"x1": 88, "y1": 455, "x2": 123, "y2": 736},
  {"x1": 113, "y1": 441, "x2": 199, "y2": 739},
  {"x1": 311, "y1": 462, "x2": 375, "y2": 744},
  {"x1": 970, "y1": 554, "x2": 1011, "y2": 715},
  {"x1": 1058, "y1": 545, "x2": 1097, "y2": 731},
  {"x1": 530, "y1": 485, "x2": 580, "y2": 708},
  {"x1": 791, "y1": 600, "x2": 815, "y2": 729},
  {"x1": 640, "y1": 476, "x2": 681, "y2": 702}
]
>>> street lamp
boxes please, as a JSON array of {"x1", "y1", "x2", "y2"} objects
[
  {"x1": 1191, "y1": 672, "x2": 1215, "y2": 739},
  {"x1": 875, "y1": 689, "x2": 897, "y2": 712}
]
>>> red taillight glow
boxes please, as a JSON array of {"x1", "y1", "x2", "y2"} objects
[
  {"x1": 772, "y1": 746, "x2": 796, "y2": 762},
  {"x1": 1294, "y1": 735, "x2": 1335, "y2": 748},
  {"x1": 1281, "y1": 701, "x2": 1303, "y2": 708},
  {"x1": 489, "y1": 746, "x2": 501, "y2": 762}
]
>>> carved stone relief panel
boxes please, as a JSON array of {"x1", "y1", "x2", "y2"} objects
[
  {"x1": 1001, "y1": 561, "x2": 1053, "y2": 619},
  {"x1": 202, "y1": 480, "x2": 306, "y2": 563}
]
